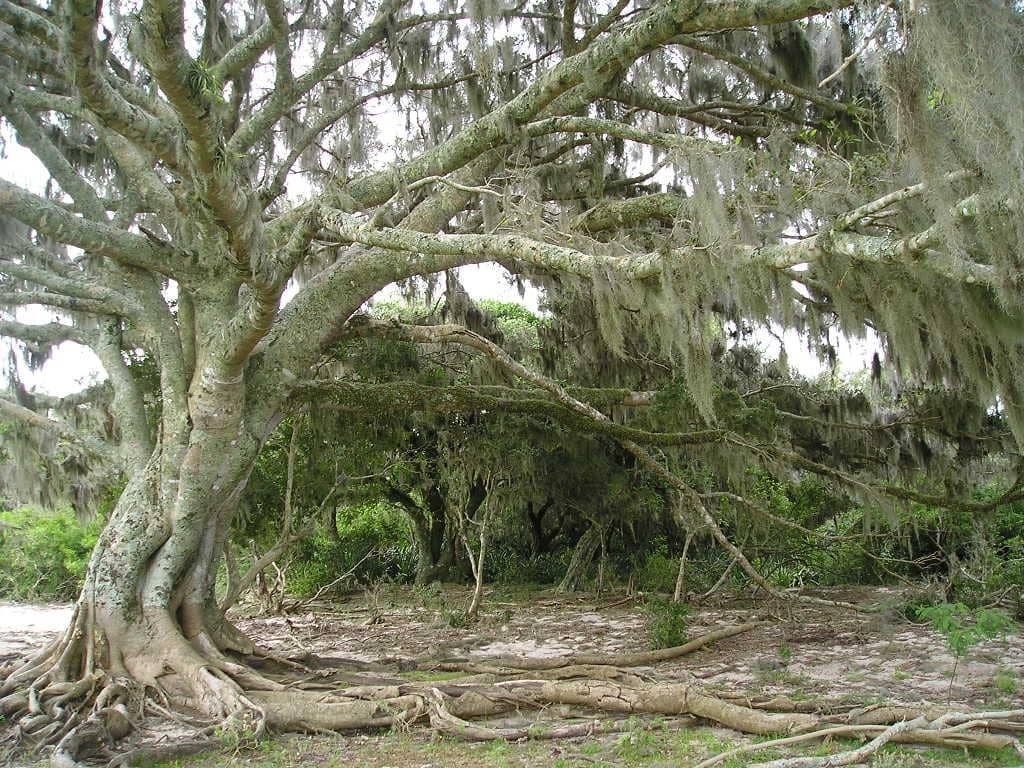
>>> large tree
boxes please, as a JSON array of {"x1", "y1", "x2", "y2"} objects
[{"x1": 2, "y1": 0, "x2": 1023, "y2": 760}]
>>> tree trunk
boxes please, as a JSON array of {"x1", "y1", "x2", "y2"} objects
[
  {"x1": 557, "y1": 524, "x2": 602, "y2": 593},
  {"x1": 673, "y1": 533, "x2": 694, "y2": 603},
  {"x1": 526, "y1": 499, "x2": 550, "y2": 557},
  {"x1": 0, "y1": 372, "x2": 282, "y2": 752}
]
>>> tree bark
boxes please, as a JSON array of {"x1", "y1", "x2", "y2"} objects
[{"x1": 557, "y1": 524, "x2": 602, "y2": 593}]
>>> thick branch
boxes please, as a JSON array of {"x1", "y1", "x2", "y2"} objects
[{"x1": 0, "y1": 180, "x2": 177, "y2": 275}]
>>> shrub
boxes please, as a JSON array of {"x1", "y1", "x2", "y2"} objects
[
  {"x1": 643, "y1": 597, "x2": 689, "y2": 649},
  {"x1": 287, "y1": 501, "x2": 415, "y2": 596},
  {"x1": 488, "y1": 545, "x2": 571, "y2": 585},
  {"x1": 0, "y1": 507, "x2": 101, "y2": 601},
  {"x1": 917, "y1": 602, "x2": 1015, "y2": 698},
  {"x1": 635, "y1": 552, "x2": 679, "y2": 594}
]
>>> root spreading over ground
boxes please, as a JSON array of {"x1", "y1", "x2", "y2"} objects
[{"x1": 1, "y1": 588, "x2": 1022, "y2": 767}]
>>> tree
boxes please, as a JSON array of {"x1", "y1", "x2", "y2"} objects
[{"x1": 2, "y1": 0, "x2": 1023, "y2": 759}]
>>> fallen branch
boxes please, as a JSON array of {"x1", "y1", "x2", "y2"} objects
[
  {"x1": 751, "y1": 716, "x2": 927, "y2": 767},
  {"x1": 428, "y1": 621, "x2": 763, "y2": 672}
]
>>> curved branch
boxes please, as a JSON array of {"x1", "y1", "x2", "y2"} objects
[
  {"x1": 0, "y1": 397, "x2": 110, "y2": 457},
  {"x1": 0, "y1": 318, "x2": 91, "y2": 346},
  {"x1": 320, "y1": 208, "x2": 663, "y2": 280},
  {"x1": 294, "y1": 379, "x2": 721, "y2": 447},
  {"x1": 0, "y1": 180, "x2": 176, "y2": 275},
  {"x1": 0, "y1": 290, "x2": 124, "y2": 315}
]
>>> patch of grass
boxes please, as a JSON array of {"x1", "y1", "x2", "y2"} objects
[
  {"x1": 613, "y1": 727, "x2": 663, "y2": 762},
  {"x1": 994, "y1": 668, "x2": 1017, "y2": 694},
  {"x1": 757, "y1": 668, "x2": 811, "y2": 686},
  {"x1": 446, "y1": 609, "x2": 471, "y2": 628},
  {"x1": 396, "y1": 669, "x2": 470, "y2": 682}
]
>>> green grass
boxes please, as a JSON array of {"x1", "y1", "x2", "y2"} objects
[
  {"x1": 994, "y1": 668, "x2": 1017, "y2": 694},
  {"x1": 68, "y1": 717, "x2": 1024, "y2": 768},
  {"x1": 395, "y1": 669, "x2": 471, "y2": 682}
]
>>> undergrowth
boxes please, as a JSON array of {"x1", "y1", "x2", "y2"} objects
[{"x1": 0, "y1": 506, "x2": 101, "y2": 601}]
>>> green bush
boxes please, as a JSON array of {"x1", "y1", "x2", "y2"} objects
[
  {"x1": 634, "y1": 551, "x2": 679, "y2": 593},
  {"x1": 287, "y1": 501, "x2": 415, "y2": 596},
  {"x1": 644, "y1": 597, "x2": 689, "y2": 649},
  {"x1": 488, "y1": 545, "x2": 571, "y2": 585},
  {"x1": 0, "y1": 507, "x2": 102, "y2": 601}
]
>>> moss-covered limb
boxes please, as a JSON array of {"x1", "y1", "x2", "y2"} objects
[
  {"x1": 750, "y1": 437, "x2": 1024, "y2": 513},
  {"x1": 674, "y1": 33, "x2": 862, "y2": 117},
  {"x1": 607, "y1": 83, "x2": 773, "y2": 138},
  {"x1": 262, "y1": 0, "x2": 293, "y2": 93},
  {"x1": 0, "y1": 258, "x2": 139, "y2": 315},
  {"x1": 0, "y1": 28, "x2": 63, "y2": 78},
  {"x1": 210, "y1": 21, "x2": 274, "y2": 83},
  {"x1": 755, "y1": 187, "x2": 997, "y2": 285},
  {"x1": 0, "y1": 290, "x2": 125, "y2": 316},
  {"x1": 92, "y1": 320, "x2": 155, "y2": 471},
  {"x1": 0, "y1": 179, "x2": 175, "y2": 277},
  {"x1": 0, "y1": 0, "x2": 61, "y2": 47},
  {"x1": 576, "y1": 0, "x2": 631, "y2": 51},
  {"x1": 774, "y1": 408, "x2": 940, "y2": 433},
  {"x1": 526, "y1": 115, "x2": 720, "y2": 152},
  {"x1": 96, "y1": 131, "x2": 181, "y2": 223},
  {"x1": 0, "y1": 102, "x2": 106, "y2": 220},
  {"x1": 321, "y1": 207, "x2": 664, "y2": 280},
  {"x1": 225, "y1": 0, "x2": 406, "y2": 157},
  {"x1": 322, "y1": 187, "x2": 994, "y2": 301},
  {"x1": 0, "y1": 397, "x2": 111, "y2": 458},
  {"x1": 832, "y1": 170, "x2": 979, "y2": 231},
  {"x1": 62, "y1": 0, "x2": 183, "y2": 171},
  {"x1": 334, "y1": 0, "x2": 854, "y2": 211},
  {"x1": 136, "y1": 0, "x2": 263, "y2": 271},
  {"x1": 573, "y1": 192, "x2": 683, "y2": 234},
  {"x1": 253, "y1": 156, "x2": 505, "y2": 419},
  {"x1": 301, "y1": 380, "x2": 656, "y2": 407},
  {"x1": 880, "y1": 482, "x2": 1024, "y2": 513},
  {"x1": 294, "y1": 379, "x2": 720, "y2": 447},
  {"x1": 0, "y1": 318, "x2": 91, "y2": 347}
]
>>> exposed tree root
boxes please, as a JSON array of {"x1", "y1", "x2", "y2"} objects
[
  {"x1": 694, "y1": 715, "x2": 1021, "y2": 768},
  {"x1": 751, "y1": 716, "x2": 928, "y2": 768},
  {"x1": 3, "y1": 617, "x2": 1022, "y2": 766}
]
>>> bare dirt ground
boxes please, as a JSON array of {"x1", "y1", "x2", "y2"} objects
[{"x1": 3, "y1": 586, "x2": 1023, "y2": 767}]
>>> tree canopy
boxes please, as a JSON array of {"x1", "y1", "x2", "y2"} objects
[{"x1": 1, "y1": 0, "x2": 1023, "y2": 763}]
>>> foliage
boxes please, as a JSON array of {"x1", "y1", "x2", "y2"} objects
[
  {"x1": 643, "y1": 597, "x2": 689, "y2": 650},
  {"x1": 916, "y1": 603, "x2": 1014, "y2": 660},
  {"x1": 287, "y1": 502, "x2": 415, "y2": 597},
  {"x1": 487, "y1": 545, "x2": 571, "y2": 585},
  {"x1": 0, "y1": 507, "x2": 102, "y2": 601},
  {"x1": 635, "y1": 550, "x2": 680, "y2": 594},
  {"x1": 916, "y1": 601, "x2": 1014, "y2": 700}
]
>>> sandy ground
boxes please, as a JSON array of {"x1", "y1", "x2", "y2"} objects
[
  {"x1": 2, "y1": 587, "x2": 1022, "y2": 767},
  {"x1": 0, "y1": 602, "x2": 72, "y2": 658},
  {"x1": 3, "y1": 587, "x2": 1022, "y2": 708},
  {"x1": 226, "y1": 585, "x2": 1024, "y2": 711}
]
